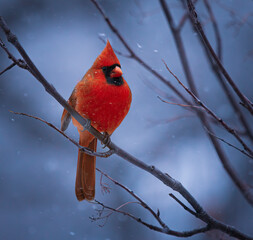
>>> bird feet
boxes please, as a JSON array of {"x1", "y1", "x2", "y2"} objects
[{"x1": 101, "y1": 132, "x2": 111, "y2": 149}]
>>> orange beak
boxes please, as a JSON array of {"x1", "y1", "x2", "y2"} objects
[{"x1": 110, "y1": 66, "x2": 122, "y2": 78}]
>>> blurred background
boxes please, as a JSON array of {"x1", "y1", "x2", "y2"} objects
[{"x1": 1, "y1": 0, "x2": 253, "y2": 239}]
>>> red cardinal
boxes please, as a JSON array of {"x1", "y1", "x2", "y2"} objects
[{"x1": 61, "y1": 40, "x2": 132, "y2": 201}]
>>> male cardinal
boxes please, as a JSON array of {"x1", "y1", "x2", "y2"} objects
[{"x1": 61, "y1": 40, "x2": 132, "y2": 201}]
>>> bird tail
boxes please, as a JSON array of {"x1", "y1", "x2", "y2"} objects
[{"x1": 75, "y1": 133, "x2": 97, "y2": 201}]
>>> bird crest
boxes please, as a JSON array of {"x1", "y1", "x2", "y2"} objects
[{"x1": 92, "y1": 40, "x2": 120, "y2": 68}]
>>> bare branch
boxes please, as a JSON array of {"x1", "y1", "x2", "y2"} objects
[
  {"x1": 146, "y1": 114, "x2": 194, "y2": 128},
  {"x1": 215, "y1": 0, "x2": 253, "y2": 35},
  {"x1": 0, "y1": 62, "x2": 16, "y2": 76},
  {"x1": 177, "y1": 12, "x2": 190, "y2": 32},
  {"x1": 204, "y1": 128, "x2": 253, "y2": 159},
  {"x1": 158, "y1": 96, "x2": 201, "y2": 109},
  {"x1": 185, "y1": 0, "x2": 253, "y2": 115},
  {"x1": 10, "y1": 111, "x2": 114, "y2": 158},
  {"x1": 169, "y1": 193, "x2": 197, "y2": 217},
  {"x1": 163, "y1": 61, "x2": 253, "y2": 158},
  {"x1": 159, "y1": 0, "x2": 253, "y2": 206},
  {"x1": 142, "y1": 78, "x2": 183, "y2": 105},
  {"x1": 0, "y1": 38, "x2": 28, "y2": 70},
  {"x1": 158, "y1": 96, "x2": 247, "y2": 133},
  {"x1": 183, "y1": 0, "x2": 253, "y2": 143},
  {"x1": 203, "y1": 0, "x2": 222, "y2": 60},
  {"x1": 177, "y1": 0, "x2": 198, "y2": 31},
  {"x1": 99, "y1": 173, "x2": 111, "y2": 195},
  {"x1": 94, "y1": 200, "x2": 212, "y2": 238},
  {"x1": 94, "y1": 170, "x2": 213, "y2": 237},
  {"x1": 97, "y1": 168, "x2": 168, "y2": 229},
  {"x1": 91, "y1": 200, "x2": 140, "y2": 227}
]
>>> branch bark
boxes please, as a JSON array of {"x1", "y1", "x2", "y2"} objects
[
  {"x1": 93, "y1": 169, "x2": 212, "y2": 238},
  {"x1": 163, "y1": 62, "x2": 253, "y2": 158},
  {"x1": 185, "y1": 0, "x2": 253, "y2": 115},
  {"x1": 182, "y1": 0, "x2": 253, "y2": 143},
  {"x1": 10, "y1": 111, "x2": 114, "y2": 158},
  {"x1": 159, "y1": 0, "x2": 253, "y2": 206}
]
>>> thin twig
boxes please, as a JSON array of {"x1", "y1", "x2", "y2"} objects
[
  {"x1": 10, "y1": 111, "x2": 114, "y2": 158},
  {"x1": 185, "y1": 0, "x2": 253, "y2": 115},
  {"x1": 203, "y1": 0, "x2": 222, "y2": 61},
  {"x1": 169, "y1": 193, "x2": 197, "y2": 217},
  {"x1": 158, "y1": 96, "x2": 202, "y2": 109},
  {"x1": 97, "y1": 168, "x2": 168, "y2": 229},
  {"x1": 0, "y1": 62, "x2": 16, "y2": 76},
  {"x1": 204, "y1": 128, "x2": 253, "y2": 159},
  {"x1": 183, "y1": 0, "x2": 253, "y2": 143},
  {"x1": 214, "y1": 0, "x2": 253, "y2": 35},
  {"x1": 91, "y1": 200, "x2": 139, "y2": 226},
  {"x1": 177, "y1": 0, "x2": 198, "y2": 32},
  {"x1": 163, "y1": 61, "x2": 253, "y2": 158},
  {"x1": 159, "y1": 0, "x2": 253, "y2": 207},
  {"x1": 99, "y1": 172, "x2": 111, "y2": 195},
  {"x1": 177, "y1": 12, "x2": 190, "y2": 32},
  {"x1": 146, "y1": 114, "x2": 194, "y2": 128},
  {"x1": 0, "y1": 38, "x2": 28, "y2": 70},
  {"x1": 94, "y1": 200, "x2": 212, "y2": 238},
  {"x1": 158, "y1": 96, "x2": 245, "y2": 132},
  {"x1": 142, "y1": 78, "x2": 183, "y2": 106}
]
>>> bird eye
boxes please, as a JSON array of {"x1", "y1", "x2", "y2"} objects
[{"x1": 102, "y1": 66, "x2": 107, "y2": 72}]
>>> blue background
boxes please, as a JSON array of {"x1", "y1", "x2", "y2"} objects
[{"x1": 0, "y1": 0, "x2": 253, "y2": 239}]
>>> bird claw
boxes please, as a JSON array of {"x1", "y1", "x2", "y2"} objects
[
  {"x1": 101, "y1": 132, "x2": 111, "y2": 149},
  {"x1": 80, "y1": 119, "x2": 91, "y2": 132}
]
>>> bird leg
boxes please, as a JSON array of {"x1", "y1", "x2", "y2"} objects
[{"x1": 101, "y1": 132, "x2": 111, "y2": 149}]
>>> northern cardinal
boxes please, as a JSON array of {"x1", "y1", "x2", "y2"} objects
[{"x1": 61, "y1": 40, "x2": 132, "y2": 201}]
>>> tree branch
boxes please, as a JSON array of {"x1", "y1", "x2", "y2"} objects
[
  {"x1": 96, "y1": 168, "x2": 168, "y2": 228},
  {"x1": 94, "y1": 200, "x2": 212, "y2": 238},
  {"x1": 169, "y1": 193, "x2": 197, "y2": 217},
  {"x1": 163, "y1": 61, "x2": 253, "y2": 159},
  {"x1": 182, "y1": 0, "x2": 253, "y2": 143},
  {"x1": 204, "y1": 127, "x2": 253, "y2": 159},
  {"x1": 203, "y1": 0, "x2": 222, "y2": 61},
  {"x1": 159, "y1": 0, "x2": 253, "y2": 207},
  {"x1": 0, "y1": 62, "x2": 16, "y2": 76},
  {"x1": 10, "y1": 111, "x2": 114, "y2": 158},
  {"x1": 95, "y1": 169, "x2": 213, "y2": 237},
  {"x1": 185, "y1": 0, "x2": 253, "y2": 115},
  {"x1": 0, "y1": 38, "x2": 28, "y2": 70}
]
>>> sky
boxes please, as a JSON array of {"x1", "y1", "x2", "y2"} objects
[{"x1": 0, "y1": 0, "x2": 253, "y2": 240}]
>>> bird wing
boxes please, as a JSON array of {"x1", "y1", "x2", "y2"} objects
[{"x1": 61, "y1": 88, "x2": 77, "y2": 131}]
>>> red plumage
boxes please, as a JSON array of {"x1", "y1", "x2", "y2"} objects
[{"x1": 61, "y1": 40, "x2": 132, "y2": 201}]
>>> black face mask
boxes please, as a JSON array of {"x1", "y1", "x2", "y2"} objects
[{"x1": 102, "y1": 64, "x2": 124, "y2": 86}]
